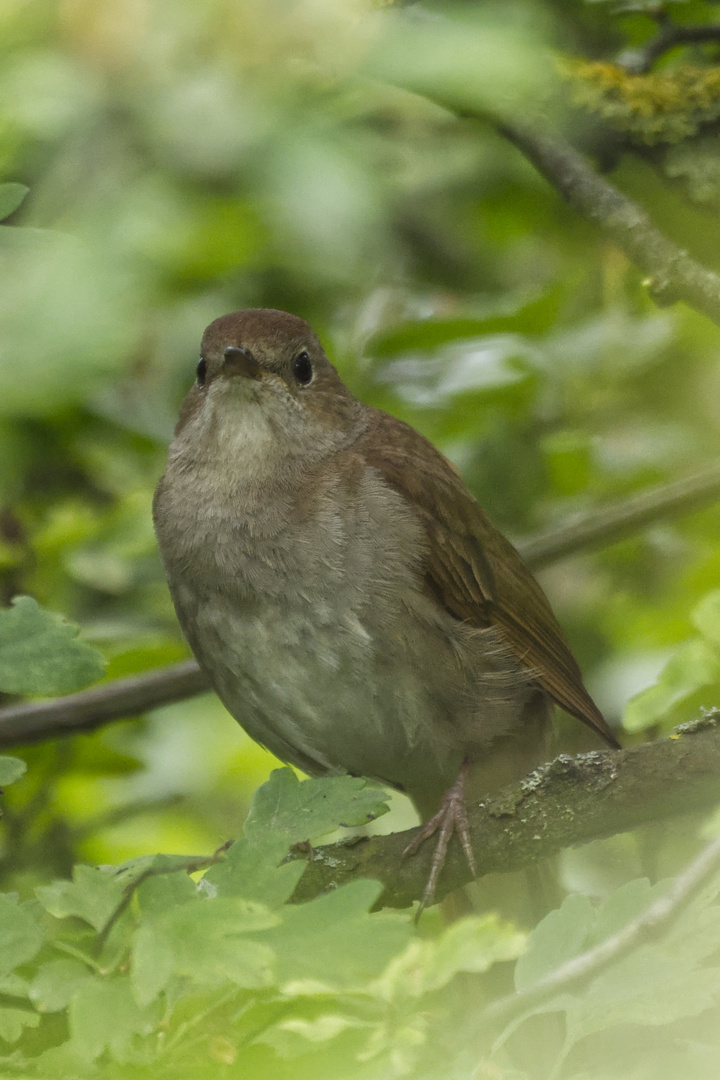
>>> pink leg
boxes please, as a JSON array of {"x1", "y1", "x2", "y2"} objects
[{"x1": 402, "y1": 760, "x2": 477, "y2": 916}]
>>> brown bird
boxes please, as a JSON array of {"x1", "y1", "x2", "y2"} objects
[{"x1": 153, "y1": 308, "x2": 619, "y2": 910}]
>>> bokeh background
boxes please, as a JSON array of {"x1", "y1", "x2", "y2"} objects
[
  {"x1": 5, "y1": 1, "x2": 720, "y2": 1076},
  {"x1": 2, "y1": 0, "x2": 720, "y2": 926}
]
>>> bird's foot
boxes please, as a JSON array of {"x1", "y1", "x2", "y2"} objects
[{"x1": 402, "y1": 761, "x2": 477, "y2": 917}]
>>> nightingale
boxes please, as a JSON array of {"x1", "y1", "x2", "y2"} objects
[{"x1": 153, "y1": 308, "x2": 619, "y2": 909}]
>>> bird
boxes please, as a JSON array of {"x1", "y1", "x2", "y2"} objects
[{"x1": 153, "y1": 307, "x2": 619, "y2": 910}]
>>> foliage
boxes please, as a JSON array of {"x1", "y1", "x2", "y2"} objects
[
  {"x1": 2, "y1": 767, "x2": 720, "y2": 1079},
  {"x1": 2, "y1": 0, "x2": 720, "y2": 1076},
  {"x1": 624, "y1": 589, "x2": 720, "y2": 731}
]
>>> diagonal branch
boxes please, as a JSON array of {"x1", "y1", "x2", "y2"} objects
[
  {"x1": 517, "y1": 457, "x2": 720, "y2": 568},
  {"x1": 290, "y1": 712, "x2": 720, "y2": 908},
  {"x1": 484, "y1": 827, "x2": 720, "y2": 1024},
  {"x1": 497, "y1": 120, "x2": 720, "y2": 327},
  {"x1": 1, "y1": 462, "x2": 719, "y2": 748}
]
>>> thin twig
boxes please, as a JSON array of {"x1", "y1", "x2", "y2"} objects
[
  {"x1": 517, "y1": 458, "x2": 720, "y2": 568},
  {"x1": 95, "y1": 848, "x2": 228, "y2": 955},
  {"x1": 620, "y1": 24, "x2": 720, "y2": 75},
  {"x1": 497, "y1": 120, "x2": 720, "y2": 328},
  {"x1": 484, "y1": 830, "x2": 720, "y2": 1025},
  {"x1": 0, "y1": 463, "x2": 719, "y2": 748}
]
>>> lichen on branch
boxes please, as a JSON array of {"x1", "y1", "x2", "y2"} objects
[
  {"x1": 291, "y1": 712, "x2": 720, "y2": 909},
  {"x1": 560, "y1": 58, "x2": 720, "y2": 145}
]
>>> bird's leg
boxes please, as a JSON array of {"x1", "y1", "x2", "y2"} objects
[{"x1": 402, "y1": 759, "x2": 477, "y2": 916}]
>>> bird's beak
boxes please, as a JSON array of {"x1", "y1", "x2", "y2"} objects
[{"x1": 223, "y1": 345, "x2": 261, "y2": 380}]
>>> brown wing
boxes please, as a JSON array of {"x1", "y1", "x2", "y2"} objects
[{"x1": 358, "y1": 409, "x2": 619, "y2": 749}]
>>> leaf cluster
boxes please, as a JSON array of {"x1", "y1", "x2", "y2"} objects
[
  {"x1": 0, "y1": 769, "x2": 516, "y2": 1078},
  {"x1": 2, "y1": 767, "x2": 720, "y2": 1080}
]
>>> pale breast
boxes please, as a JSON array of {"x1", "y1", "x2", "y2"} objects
[{"x1": 156, "y1": 458, "x2": 535, "y2": 801}]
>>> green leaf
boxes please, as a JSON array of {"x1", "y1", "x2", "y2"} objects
[
  {"x1": 35, "y1": 864, "x2": 126, "y2": 932},
  {"x1": 623, "y1": 637, "x2": 720, "y2": 732},
  {"x1": 0, "y1": 895, "x2": 45, "y2": 978},
  {"x1": 0, "y1": 596, "x2": 105, "y2": 695},
  {"x1": 692, "y1": 589, "x2": 720, "y2": 648},
  {"x1": 378, "y1": 335, "x2": 531, "y2": 408},
  {"x1": 514, "y1": 894, "x2": 594, "y2": 992},
  {"x1": 245, "y1": 768, "x2": 389, "y2": 845},
  {"x1": 206, "y1": 771, "x2": 387, "y2": 908},
  {"x1": 203, "y1": 836, "x2": 306, "y2": 907},
  {"x1": 392, "y1": 915, "x2": 526, "y2": 999},
  {"x1": 260, "y1": 880, "x2": 412, "y2": 991},
  {"x1": 29, "y1": 959, "x2": 93, "y2": 1012},
  {"x1": 0, "y1": 756, "x2": 26, "y2": 786},
  {"x1": 622, "y1": 681, "x2": 673, "y2": 733},
  {"x1": 68, "y1": 977, "x2": 153, "y2": 1062},
  {"x1": 97, "y1": 905, "x2": 135, "y2": 977},
  {"x1": 506, "y1": 879, "x2": 720, "y2": 1058},
  {"x1": 131, "y1": 896, "x2": 277, "y2": 1005},
  {"x1": 589, "y1": 878, "x2": 668, "y2": 946},
  {"x1": 0, "y1": 1006, "x2": 39, "y2": 1044},
  {"x1": 129, "y1": 924, "x2": 174, "y2": 1007},
  {"x1": 134, "y1": 867, "x2": 198, "y2": 916},
  {"x1": 566, "y1": 954, "x2": 720, "y2": 1045},
  {"x1": 0, "y1": 183, "x2": 29, "y2": 222}
]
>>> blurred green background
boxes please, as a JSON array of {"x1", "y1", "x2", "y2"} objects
[
  {"x1": 2, "y1": 0, "x2": 720, "y2": 900},
  {"x1": 5, "y1": 1, "x2": 720, "y2": 1077}
]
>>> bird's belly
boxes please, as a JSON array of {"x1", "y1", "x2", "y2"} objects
[{"x1": 173, "y1": 581, "x2": 533, "y2": 805}]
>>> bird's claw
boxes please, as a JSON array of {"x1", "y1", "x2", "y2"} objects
[{"x1": 402, "y1": 764, "x2": 477, "y2": 917}]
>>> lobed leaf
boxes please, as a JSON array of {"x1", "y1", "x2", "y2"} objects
[
  {"x1": 0, "y1": 896, "x2": 45, "y2": 979},
  {"x1": 0, "y1": 596, "x2": 105, "y2": 696},
  {"x1": 36, "y1": 864, "x2": 126, "y2": 932},
  {"x1": 244, "y1": 767, "x2": 390, "y2": 844}
]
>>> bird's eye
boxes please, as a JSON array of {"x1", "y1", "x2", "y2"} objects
[
  {"x1": 293, "y1": 351, "x2": 313, "y2": 385},
  {"x1": 196, "y1": 357, "x2": 207, "y2": 386}
]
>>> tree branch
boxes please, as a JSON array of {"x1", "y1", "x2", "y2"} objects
[
  {"x1": 484, "y1": 827, "x2": 720, "y2": 1025},
  {"x1": 1, "y1": 461, "x2": 719, "y2": 748},
  {"x1": 290, "y1": 712, "x2": 720, "y2": 908},
  {"x1": 497, "y1": 120, "x2": 720, "y2": 328},
  {"x1": 516, "y1": 458, "x2": 720, "y2": 568},
  {"x1": 620, "y1": 24, "x2": 720, "y2": 75},
  {"x1": 0, "y1": 660, "x2": 209, "y2": 748}
]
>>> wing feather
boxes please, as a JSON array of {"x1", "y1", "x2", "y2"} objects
[{"x1": 358, "y1": 410, "x2": 619, "y2": 749}]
